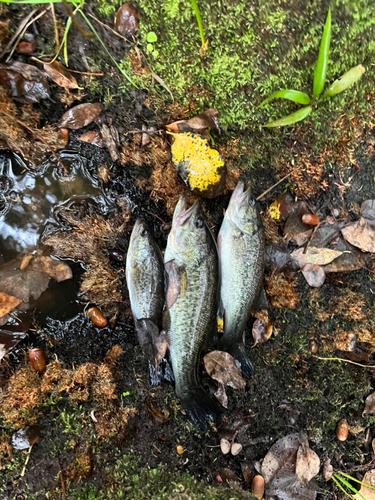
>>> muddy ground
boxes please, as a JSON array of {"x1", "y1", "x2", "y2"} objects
[{"x1": 0, "y1": 0, "x2": 375, "y2": 499}]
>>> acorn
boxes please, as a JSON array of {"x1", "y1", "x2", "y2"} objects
[
  {"x1": 87, "y1": 307, "x2": 108, "y2": 328},
  {"x1": 29, "y1": 348, "x2": 46, "y2": 373},
  {"x1": 251, "y1": 475, "x2": 265, "y2": 500},
  {"x1": 176, "y1": 445, "x2": 184, "y2": 455},
  {"x1": 302, "y1": 213, "x2": 320, "y2": 226},
  {"x1": 308, "y1": 339, "x2": 319, "y2": 354},
  {"x1": 336, "y1": 419, "x2": 349, "y2": 441}
]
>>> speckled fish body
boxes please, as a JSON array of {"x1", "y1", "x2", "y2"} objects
[
  {"x1": 217, "y1": 180, "x2": 265, "y2": 373},
  {"x1": 164, "y1": 194, "x2": 221, "y2": 431}
]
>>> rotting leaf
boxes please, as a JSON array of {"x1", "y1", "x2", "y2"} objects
[
  {"x1": 361, "y1": 200, "x2": 375, "y2": 226},
  {"x1": 353, "y1": 470, "x2": 375, "y2": 500},
  {"x1": 58, "y1": 103, "x2": 103, "y2": 130},
  {"x1": 291, "y1": 247, "x2": 344, "y2": 268},
  {"x1": 146, "y1": 401, "x2": 169, "y2": 425},
  {"x1": 323, "y1": 458, "x2": 333, "y2": 482},
  {"x1": 165, "y1": 108, "x2": 220, "y2": 136},
  {"x1": 96, "y1": 118, "x2": 120, "y2": 162},
  {"x1": 295, "y1": 443, "x2": 320, "y2": 486},
  {"x1": 215, "y1": 382, "x2": 228, "y2": 408},
  {"x1": 262, "y1": 433, "x2": 306, "y2": 485},
  {"x1": 218, "y1": 413, "x2": 253, "y2": 440},
  {"x1": 324, "y1": 237, "x2": 365, "y2": 273},
  {"x1": 43, "y1": 61, "x2": 79, "y2": 89},
  {"x1": 266, "y1": 470, "x2": 317, "y2": 500},
  {"x1": 363, "y1": 392, "x2": 375, "y2": 416},
  {"x1": 78, "y1": 131, "x2": 106, "y2": 147},
  {"x1": 341, "y1": 217, "x2": 375, "y2": 253},
  {"x1": 0, "y1": 61, "x2": 50, "y2": 102},
  {"x1": 115, "y1": 3, "x2": 140, "y2": 37},
  {"x1": 301, "y1": 264, "x2": 326, "y2": 288},
  {"x1": 204, "y1": 351, "x2": 246, "y2": 388},
  {"x1": 0, "y1": 292, "x2": 22, "y2": 319},
  {"x1": 252, "y1": 318, "x2": 273, "y2": 346},
  {"x1": 217, "y1": 468, "x2": 240, "y2": 485}
]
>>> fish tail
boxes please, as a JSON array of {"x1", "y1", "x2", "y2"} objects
[
  {"x1": 148, "y1": 357, "x2": 175, "y2": 387},
  {"x1": 220, "y1": 341, "x2": 254, "y2": 375},
  {"x1": 178, "y1": 386, "x2": 222, "y2": 432}
]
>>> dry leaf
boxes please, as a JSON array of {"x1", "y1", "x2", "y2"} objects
[
  {"x1": 323, "y1": 458, "x2": 333, "y2": 482},
  {"x1": 215, "y1": 381, "x2": 228, "y2": 408},
  {"x1": 353, "y1": 470, "x2": 375, "y2": 500},
  {"x1": 342, "y1": 218, "x2": 375, "y2": 253},
  {"x1": 361, "y1": 200, "x2": 375, "y2": 225},
  {"x1": 0, "y1": 292, "x2": 22, "y2": 318},
  {"x1": 166, "y1": 108, "x2": 220, "y2": 135},
  {"x1": 43, "y1": 61, "x2": 79, "y2": 89},
  {"x1": 262, "y1": 433, "x2": 306, "y2": 485},
  {"x1": 96, "y1": 119, "x2": 120, "y2": 162},
  {"x1": 252, "y1": 318, "x2": 273, "y2": 346},
  {"x1": 295, "y1": 443, "x2": 320, "y2": 485},
  {"x1": 115, "y1": 3, "x2": 140, "y2": 37},
  {"x1": 78, "y1": 131, "x2": 106, "y2": 147},
  {"x1": 301, "y1": 264, "x2": 325, "y2": 287},
  {"x1": 58, "y1": 103, "x2": 103, "y2": 130},
  {"x1": 291, "y1": 247, "x2": 344, "y2": 268},
  {"x1": 324, "y1": 237, "x2": 365, "y2": 272},
  {"x1": 363, "y1": 392, "x2": 375, "y2": 415},
  {"x1": 266, "y1": 471, "x2": 317, "y2": 500}
]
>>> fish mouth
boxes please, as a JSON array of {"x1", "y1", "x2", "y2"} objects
[
  {"x1": 174, "y1": 194, "x2": 200, "y2": 227},
  {"x1": 232, "y1": 180, "x2": 252, "y2": 206}
]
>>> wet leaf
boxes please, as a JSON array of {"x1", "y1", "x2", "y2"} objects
[
  {"x1": 301, "y1": 264, "x2": 326, "y2": 287},
  {"x1": 324, "y1": 64, "x2": 365, "y2": 97},
  {"x1": 43, "y1": 61, "x2": 79, "y2": 89},
  {"x1": 262, "y1": 433, "x2": 306, "y2": 485},
  {"x1": 324, "y1": 237, "x2": 365, "y2": 273},
  {"x1": 96, "y1": 117, "x2": 120, "y2": 162},
  {"x1": 241, "y1": 462, "x2": 256, "y2": 485},
  {"x1": 11, "y1": 425, "x2": 41, "y2": 450},
  {"x1": 265, "y1": 245, "x2": 299, "y2": 273},
  {"x1": 363, "y1": 392, "x2": 375, "y2": 415},
  {"x1": 266, "y1": 470, "x2": 317, "y2": 500},
  {"x1": 263, "y1": 106, "x2": 312, "y2": 128},
  {"x1": 217, "y1": 468, "x2": 240, "y2": 484},
  {"x1": 291, "y1": 247, "x2": 344, "y2": 268},
  {"x1": 165, "y1": 108, "x2": 220, "y2": 135},
  {"x1": 0, "y1": 330, "x2": 27, "y2": 361},
  {"x1": 295, "y1": 443, "x2": 320, "y2": 485},
  {"x1": 284, "y1": 212, "x2": 312, "y2": 246},
  {"x1": 16, "y1": 40, "x2": 36, "y2": 54},
  {"x1": 341, "y1": 217, "x2": 375, "y2": 253},
  {"x1": 259, "y1": 90, "x2": 310, "y2": 107},
  {"x1": 146, "y1": 401, "x2": 169, "y2": 425},
  {"x1": 313, "y1": 8, "x2": 331, "y2": 97},
  {"x1": 115, "y1": 3, "x2": 140, "y2": 37},
  {"x1": 78, "y1": 131, "x2": 106, "y2": 147},
  {"x1": 323, "y1": 458, "x2": 333, "y2": 482},
  {"x1": 203, "y1": 350, "x2": 246, "y2": 390},
  {"x1": 171, "y1": 132, "x2": 226, "y2": 197},
  {"x1": 361, "y1": 200, "x2": 375, "y2": 226},
  {"x1": 58, "y1": 103, "x2": 103, "y2": 130},
  {"x1": 353, "y1": 470, "x2": 375, "y2": 500},
  {"x1": 0, "y1": 292, "x2": 22, "y2": 318},
  {"x1": 0, "y1": 61, "x2": 50, "y2": 102},
  {"x1": 215, "y1": 381, "x2": 228, "y2": 408},
  {"x1": 217, "y1": 414, "x2": 253, "y2": 440},
  {"x1": 252, "y1": 318, "x2": 273, "y2": 346}
]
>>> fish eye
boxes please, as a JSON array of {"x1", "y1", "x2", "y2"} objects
[
  {"x1": 140, "y1": 227, "x2": 147, "y2": 237},
  {"x1": 195, "y1": 217, "x2": 204, "y2": 229},
  {"x1": 249, "y1": 199, "x2": 256, "y2": 208}
]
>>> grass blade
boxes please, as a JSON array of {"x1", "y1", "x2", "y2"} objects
[
  {"x1": 259, "y1": 90, "x2": 310, "y2": 107},
  {"x1": 332, "y1": 476, "x2": 355, "y2": 499},
  {"x1": 189, "y1": 0, "x2": 205, "y2": 47},
  {"x1": 313, "y1": 8, "x2": 331, "y2": 97},
  {"x1": 0, "y1": 0, "x2": 72, "y2": 3},
  {"x1": 336, "y1": 471, "x2": 375, "y2": 490},
  {"x1": 334, "y1": 475, "x2": 367, "y2": 500},
  {"x1": 324, "y1": 64, "x2": 366, "y2": 97},
  {"x1": 263, "y1": 106, "x2": 312, "y2": 128}
]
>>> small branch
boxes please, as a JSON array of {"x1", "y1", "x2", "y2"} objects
[
  {"x1": 314, "y1": 355, "x2": 375, "y2": 369},
  {"x1": 66, "y1": 68, "x2": 104, "y2": 76},
  {"x1": 256, "y1": 165, "x2": 303, "y2": 201},
  {"x1": 303, "y1": 222, "x2": 320, "y2": 254},
  {"x1": 87, "y1": 12, "x2": 128, "y2": 41}
]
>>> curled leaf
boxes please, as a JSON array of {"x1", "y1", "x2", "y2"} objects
[
  {"x1": 313, "y1": 8, "x2": 331, "y2": 97},
  {"x1": 204, "y1": 351, "x2": 245, "y2": 407},
  {"x1": 259, "y1": 90, "x2": 310, "y2": 107},
  {"x1": 263, "y1": 106, "x2": 312, "y2": 128},
  {"x1": 43, "y1": 61, "x2": 79, "y2": 89},
  {"x1": 324, "y1": 65, "x2": 365, "y2": 97},
  {"x1": 165, "y1": 108, "x2": 220, "y2": 135},
  {"x1": 58, "y1": 103, "x2": 103, "y2": 130},
  {"x1": 295, "y1": 443, "x2": 320, "y2": 485},
  {"x1": 291, "y1": 247, "x2": 344, "y2": 268},
  {"x1": 341, "y1": 217, "x2": 375, "y2": 253},
  {"x1": 252, "y1": 318, "x2": 273, "y2": 346}
]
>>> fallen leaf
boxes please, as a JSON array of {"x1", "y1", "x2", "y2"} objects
[
  {"x1": 323, "y1": 458, "x2": 333, "y2": 482},
  {"x1": 215, "y1": 382, "x2": 228, "y2": 408},
  {"x1": 115, "y1": 3, "x2": 140, "y2": 37},
  {"x1": 204, "y1": 350, "x2": 246, "y2": 395},
  {"x1": 266, "y1": 470, "x2": 317, "y2": 500},
  {"x1": 165, "y1": 108, "x2": 220, "y2": 135},
  {"x1": 135, "y1": 319, "x2": 168, "y2": 374},
  {"x1": 0, "y1": 330, "x2": 27, "y2": 361},
  {"x1": 0, "y1": 292, "x2": 22, "y2": 318},
  {"x1": 262, "y1": 433, "x2": 306, "y2": 485},
  {"x1": 78, "y1": 131, "x2": 106, "y2": 147},
  {"x1": 363, "y1": 392, "x2": 375, "y2": 415},
  {"x1": 58, "y1": 103, "x2": 103, "y2": 130},
  {"x1": 11, "y1": 425, "x2": 41, "y2": 450},
  {"x1": 27, "y1": 256, "x2": 73, "y2": 282},
  {"x1": 284, "y1": 213, "x2": 312, "y2": 246},
  {"x1": 309, "y1": 224, "x2": 340, "y2": 248},
  {"x1": 324, "y1": 237, "x2": 365, "y2": 272},
  {"x1": 252, "y1": 318, "x2": 273, "y2": 345},
  {"x1": 217, "y1": 413, "x2": 253, "y2": 440},
  {"x1": 265, "y1": 245, "x2": 299, "y2": 273},
  {"x1": 0, "y1": 61, "x2": 50, "y2": 102},
  {"x1": 170, "y1": 132, "x2": 226, "y2": 197},
  {"x1": 353, "y1": 470, "x2": 375, "y2": 500},
  {"x1": 342, "y1": 217, "x2": 375, "y2": 253},
  {"x1": 16, "y1": 40, "x2": 36, "y2": 53},
  {"x1": 96, "y1": 118, "x2": 120, "y2": 162},
  {"x1": 146, "y1": 401, "x2": 169, "y2": 425},
  {"x1": 295, "y1": 443, "x2": 320, "y2": 485},
  {"x1": 217, "y1": 468, "x2": 240, "y2": 485},
  {"x1": 43, "y1": 61, "x2": 79, "y2": 89},
  {"x1": 291, "y1": 247, "x2": 344, "y2": 268},
  {"x1": 361, "y1": 200, "x2": 375, "y2": 225},
  {"x1": 302, "y1": 264, "x2": 325, "y2": 287},
  {"x1": 241, "y1": 462, "x2": 256, "y2": 485},
  {"x1": 346, "y1": 351, "x2": 370, "y2": 363},
  {"x1": 268, "y1": 193, "x2": 303, "y2": 222}
]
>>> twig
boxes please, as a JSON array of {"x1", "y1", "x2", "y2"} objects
[
  {"x1": 87, "y1": 12, "x2": 128, "y2": 41},
  {"x1": 67, "y1": 68, "x2": 104, "y2": 76},
  {"x1": 145, "y1": 209, "x2": 165, "y2": 224},
  {"x1": 50, "y1": 3, "x2": 60, "y2": 53},
  {"x1": 152, "y1": 443, "x2": 161, "y2": 453},
  {"x1": 314, "y1": 355, "x2": 375, "y2": 369},
  {"x1": 0, "y1": 9, "x2": 37, "y2": 59},
  {"x1": 0, "y1": 108, "x2": 69, "y2": 176},
  {"x1": 256, "y1": 165, "x2": 303, "y2": 201},
  {"x1": 303, "y1": 222, "x2": 320, "y2": 254},
  {"x1": 124, "y1": 129, "x2": 163, "y2": 135},
  {"x1": 21, "y1": 445, "x2": 33, "y2": 477}
]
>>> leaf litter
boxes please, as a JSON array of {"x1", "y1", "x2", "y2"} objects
[
  {"x1": 43, "y1": 61, "x2": 79, "y2": 90},
  {"x1": 58, "y1": 103, "x2": 103, "y2": 129}
]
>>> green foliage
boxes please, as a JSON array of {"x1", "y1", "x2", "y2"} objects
[
  {"x1": 189, "y1": 0, "x2": 205, "y2": 48},
  {"x1": 313, "y1": 8, "x2": 331, "y2": 97},
  {"x1": 332, "y1": 471, "x2": 375, "y2": 500},
  {"x1": 263, "y1": 106, "x2": 312, "y2": 127}
]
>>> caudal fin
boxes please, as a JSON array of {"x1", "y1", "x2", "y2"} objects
[
  {"x1": 221, "y1": 342, "x2": 254, "y2": 375},
  {"x1": 148, "y1": 357, "x2": 175, "y2": 387},
  {"x1": 179, "y1": 387, "x2": 222, "y2": 432}
]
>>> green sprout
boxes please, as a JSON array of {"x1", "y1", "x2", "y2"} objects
[
  {"x1": 260, "y1": 8, "x2": 366, "y2": 127},
  {"x1": 332, "y1": 470, "x2": 375, "y2": 500},
  {"x1": 146, "y1": 31, "x2": 159, "y2": 58},
  {"x1": 189, "y1": 0, "x2": 206, "y2": 50}
]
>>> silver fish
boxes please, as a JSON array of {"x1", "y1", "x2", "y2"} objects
[
  {"x1": 164, "y1": 194, "x2": 221, "y2": 431},
  {"x1": 217, "y1": 180, "x2": 265, "y2": 373}
]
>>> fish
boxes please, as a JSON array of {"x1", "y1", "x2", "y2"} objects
[
  {"x1": 163, "y1": 194, "x2": 221, "y2": 431},
  {"x1": 126, "y1": 219, "x2": 169, "y2": 380},
  {"x1": 217, "y1": 180, "x2": 265, "y2": 374}
]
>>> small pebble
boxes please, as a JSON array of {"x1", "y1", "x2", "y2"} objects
[
  {"x1": 251, "y1": 475, "x2": 265, "y2": 500},
  {"x1": 220, "y1": 438, "x2": 231, "y2": 455},
  {"x1": 87, "y1": 307, "x2": 108, "y2": 328},
  {"x1": 29, "y1": 348, "x2": 46, "y2": 373},
  {"x1": 231, "y1": 443, "x2": 242, "y2": 456},
  {"x1": 336, "y1": 420, "x2": 349, "y2": 441},
  {"x1": 176, "y1": 445, "x2": 184, "y2": 455},
  {"x1": 308, "y1": 339, "x2": 319, "y2": 354}
]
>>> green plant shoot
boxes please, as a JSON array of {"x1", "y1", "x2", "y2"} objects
[
  {"x1": 263, "y1": 106, "x2": 312, "y2": 128},
  {"x1": 324, "y1": 64, "x2": 366, "y2": 97},
  {"x1": 259, "y1": 90, "x2": 310, "y2": 107},
  {"x1": 189, "y1": 0, "x2": 205, "y2": 48},
  {"x1": 313, "y1": 8, "x2": 331, "y2": 97}
]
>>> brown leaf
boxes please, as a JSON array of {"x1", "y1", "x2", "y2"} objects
[
  {"x1": 214, "y1": 382, "x2": 228, "y2": 408},
  {"x1": 11, "y1": 425, "x2": 41, "y2": 450},
  {"x1": 301, "y1": 264, "x2": 325, "y2": 287},
  {"x1": 291, "y1": 247, "x2": 344, "y2": 268},
  {"x1": 16, "y1": 40, "x2": 36, "y2": 53},
  {"x1": 323, "y1": 458, "x2": 333, "y2": 482},
  {"x1": 252, "y1": 318, "x2": 273, "y2": 346},
  {"x1": 284, "y1": 213, "x2": 312, "y2": 246},
  {"x1": 44, "y1": 61, "x2": 79, "y2": 90},
  {"x1": 353, "y1": 470, "x2": 375, "y2": 500},
  {"x1": 0, "y1": 292, "x2": 22, "y2": 318},
  {"x1": 27, "y1": 256, "x2": 73, "y2": 282},
  {"x1": 324, "y1": 237, "x2": 365, "y2": 272},
  {"x1": 217, "y1": 468, "x2": 240, "y2": 485},
  {"x1": 217, "y1": 414, "x2": 253, "y2": 440},
  {"x1": 58, "y1": 103, "x2": 103, "y2": 130},
  {"x1": 295, "y1": 443, "x2": 320, "y2": 485},
  {"x1": 342, "y1": 217, "x2": 375, "y2": 253},
  {"x1": 266, "y1": 470, "x2": 317, "y2": 500},
  {"x1": 0, "y1": 61, "x2": 50, "y2": 102},
  {"x1": 361, "y1": 200, "x2": 375, "y2": 225},
  {"x1": 363, "y1": 392, "x2": 375, "y2": 415},
  {"x1": 166, "y1": 108, "x2": 220, "y2": 135},
  {"x1": 115, "y1": 3, "x2": 140, "y2": 37},
  {"x1": 97, "y1": 121, "x2": 120, "y2": 162},
  {"x1": 203, "y1": 351, "x2": 246, "y2": 390},
  {"x1": 78, "y1": 131, "x2": 106, "y2": 147},
  {"x1": 146, "y1": 401, "x2": 169, "y2": 425}
]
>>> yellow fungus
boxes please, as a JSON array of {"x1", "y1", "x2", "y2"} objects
[
  {"x1": 268, "y1": 201, "x2": 281, "y2": 220},
  {"x1": 217, "y1": 316, "x2": 224, "y2": 332}
]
